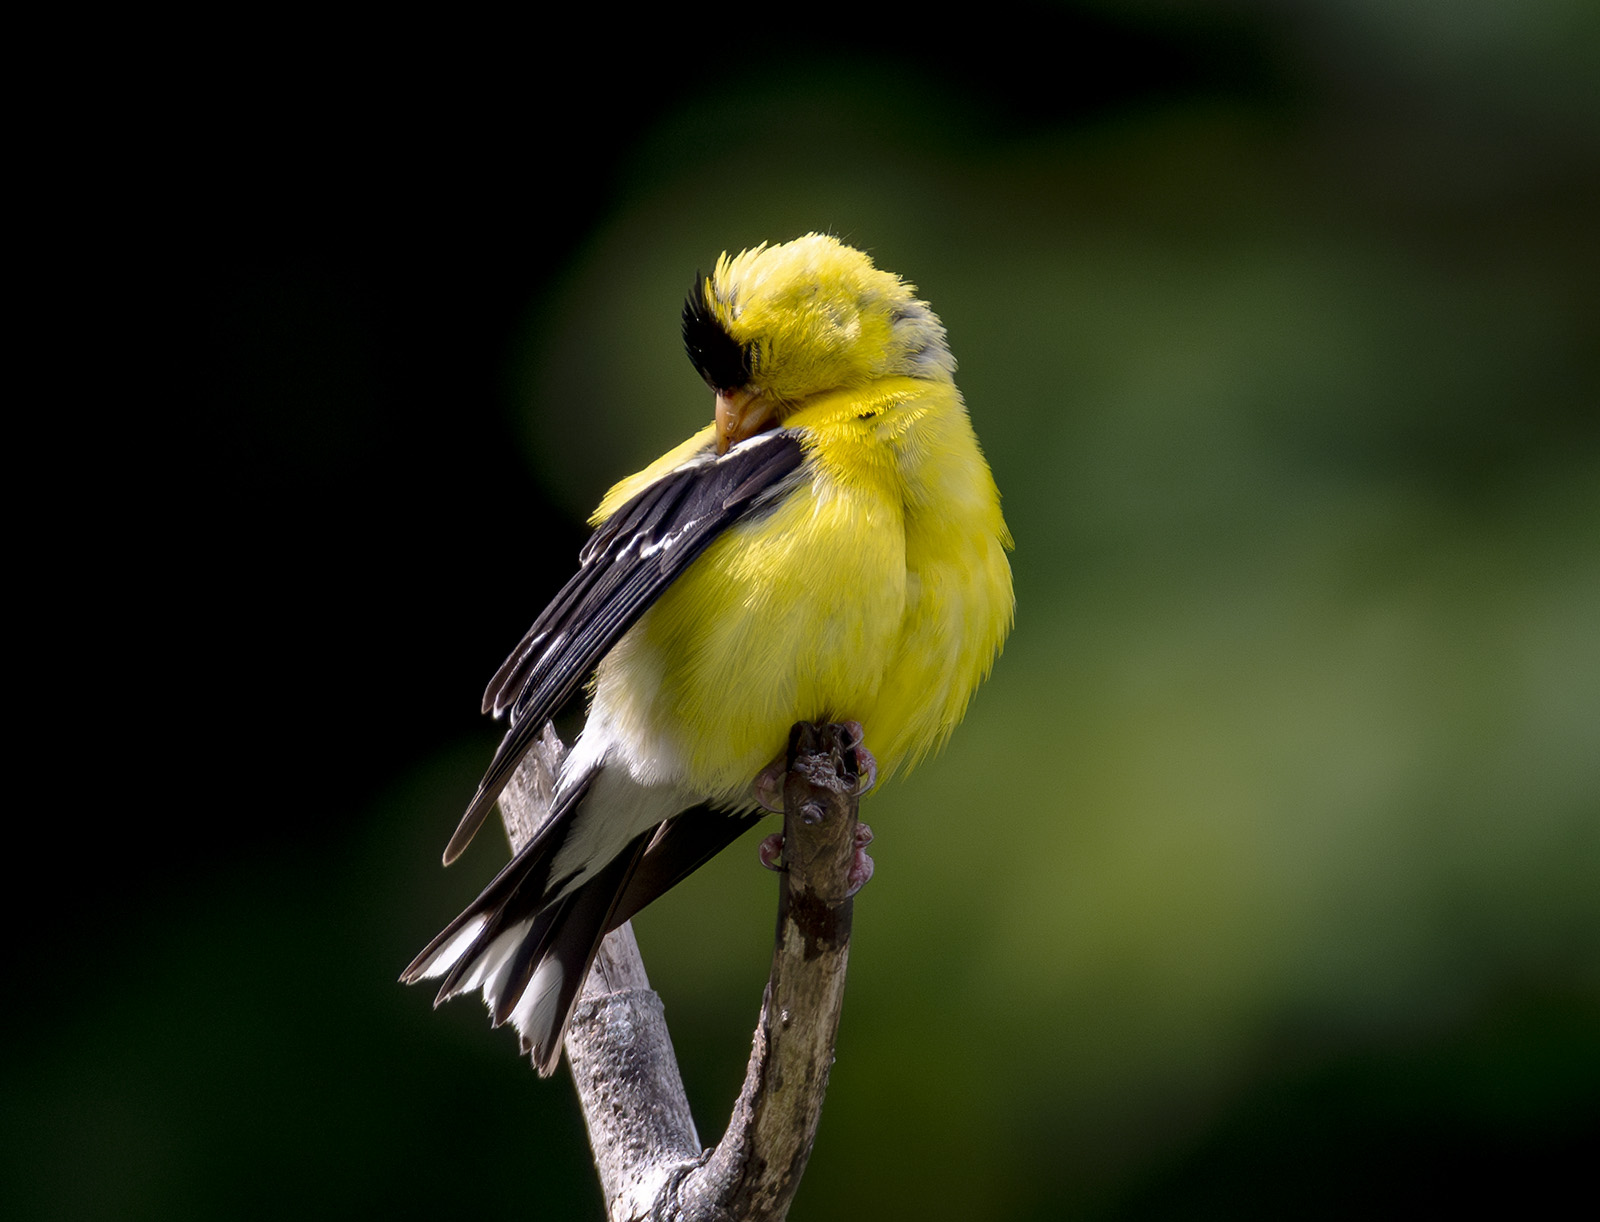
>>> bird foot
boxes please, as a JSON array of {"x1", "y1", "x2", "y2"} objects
[
  {"x1": 757, "y1": 823, "x2": 875, "y2": 896},
  {"x1": 758, "y1": 832, "x2": 785, "y2": 871},
  {"x1": 753, "y1": 761, "x2": 787, "y2": 813},
  {"x1": 847, "y1": 822, "x2": 875, "y2": 895},
  {"x1": 838, "y1": 721, "x2": 879, "y2": 796},
  {"x1": 751, "y1": 721, "x2": 877, "y2": 813}
]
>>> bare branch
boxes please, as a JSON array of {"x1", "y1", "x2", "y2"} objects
[
  {"x1": 497, "y1": 722, "x2": 867, "y2": 1222},
  {"x1": 499, "y1": 729, "x2": 702, "y2": 1217}
]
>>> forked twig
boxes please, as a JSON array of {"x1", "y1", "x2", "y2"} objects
[{"x1": 498, "y1": 722, "x2": 867, "y2": 1222}]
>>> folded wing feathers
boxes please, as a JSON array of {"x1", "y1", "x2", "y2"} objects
[
  {"x1": 444, "y1": 432, "x2": 805, "y2": 865},
  {"x1": 412, "y1": 431, "x2": 808, "y2": 1070}
]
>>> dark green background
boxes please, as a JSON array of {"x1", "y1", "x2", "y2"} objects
[{"x1": 9, "y1": 2, "x2": 1597, "y2": 1217}]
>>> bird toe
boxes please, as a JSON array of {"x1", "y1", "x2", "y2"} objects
[{"x1": 758, "y1": 832, "x2": 786, "y2": 871}]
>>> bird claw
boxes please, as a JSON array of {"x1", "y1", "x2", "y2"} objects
[
  {"x1": 847, "y1": 822, "x2": 875, "y2": 896},
  {"x1": 752, "y1": 758, "x2": 787, "y2": 813},
  {"x1": 836, "y1": 720, "x2": 878, "y2": 796},
  {"x1": 758, "y1": 832, "x2": 786, "y2": 871},
  {"x1": 757, "y1": 822, "x2": 875, "y2": 894},
  {"x1": 753, "y1": 722, "x2": 878, "y2": 811},
  {"x1": 850, "y1": 747, "x2": 878, "y2": 796}
]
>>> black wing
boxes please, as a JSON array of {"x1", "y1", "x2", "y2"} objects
[{"x1": 440, "y1": 429, "x2": 806, "y2": 864}]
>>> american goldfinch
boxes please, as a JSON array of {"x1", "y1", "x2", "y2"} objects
[{"x1": 403, "y1": 234, "x2": 1013, "y2": 1073}]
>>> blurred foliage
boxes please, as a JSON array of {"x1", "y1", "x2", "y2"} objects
[{"x1": 7, "y1": 1, "x2": 1596, "y2": 1218}]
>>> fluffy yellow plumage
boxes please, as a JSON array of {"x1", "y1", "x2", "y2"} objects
[{"x1": 405, "y1": 234, "x2": 1013, "y2": 1073}]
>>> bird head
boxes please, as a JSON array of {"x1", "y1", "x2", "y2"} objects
[{"x1": 683, "y1": 234, "x2": 956, "y2": 454}]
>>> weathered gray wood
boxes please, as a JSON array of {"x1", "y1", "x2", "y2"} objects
[
  {"x1": 567, "y1": 924, "x2": 704, "y2": 1220},
  {"x1": 499, "y1": 728, "x2": 702, "y2": 1217},
  {"x1": 497, "y1": 721, "x2": 867, "y2": 1222}
]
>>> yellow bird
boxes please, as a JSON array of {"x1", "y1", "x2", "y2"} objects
[{"x1": 403, "y1": 234, "x2": 1013, "y2": 1073}]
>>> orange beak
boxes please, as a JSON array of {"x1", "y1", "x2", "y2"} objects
[{"x1": 714, "y1": 388, "x2": 777, "y2": 455}]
